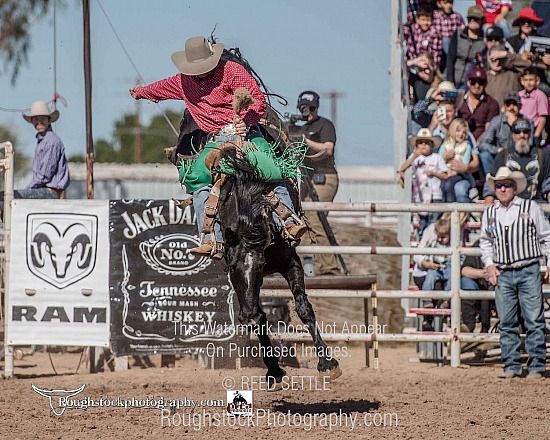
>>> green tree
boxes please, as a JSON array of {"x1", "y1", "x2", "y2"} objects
[{"x1": 0, "y1": 0, "x2": 65, "y2": 84}]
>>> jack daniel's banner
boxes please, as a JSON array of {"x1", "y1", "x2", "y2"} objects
[{"x1": 109, "y1": 200, "x2": 238, "y2": 356}]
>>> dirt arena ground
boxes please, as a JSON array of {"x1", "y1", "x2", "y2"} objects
[
  {"x1": 1, "y1": 223, "x2": 548, "y2": 439},
  {"x1": 1, "y1": 344, "x2": 548, "y2": 439}
]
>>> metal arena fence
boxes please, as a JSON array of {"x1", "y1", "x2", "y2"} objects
[
  {"x1": 1, "y1": 146, "x2": 548, "y2": 370},
  {"x1": 270, "y1": 201, "x2": 550, "y2": 368}
]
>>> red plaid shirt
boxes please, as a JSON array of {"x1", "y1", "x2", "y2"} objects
[
  {"x1": 403, "y1": 22, "x2": 443, "y2": 66},
  {"x1": 432, "y1": 10, "x2": 465, "y2": 39},
  {"x1": 135, "y1": 60, "x2": 267, "y2": 133}
]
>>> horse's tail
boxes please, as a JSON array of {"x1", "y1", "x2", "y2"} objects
[{"x1": 226, "y1": 155, "x2": 272, "y2": 250}]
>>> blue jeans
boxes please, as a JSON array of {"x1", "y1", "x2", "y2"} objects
[
  {"x1": 418, "y1": 199, "x2": 442, "y2": 237},
  {"x1": 422, "y1": 265, "x2": 451, "y2": 291},
  {"x1": 461, "y1": 276, "x2": 480, "y2": 332},
  {"x1": 443, "y1": 175, "x2": 472, "y2": 203},
  {"x1": 479, "y1": 150, "x2": 495, "y2": 176},
  {"x1": 494, "y1": 263, "x2": 546, "y2": 374},
  {"x1": 193, "y1": 183, "x2": 296, "y2": 243},
  {"x1": 15, "y1": 188, "x2": 59, "y2": 199}
]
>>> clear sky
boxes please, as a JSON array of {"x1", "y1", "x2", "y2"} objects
[
  {"x1": 0, "y1": 0, "x2": 397, "y2": 166},
  {"x1": 0, "y1": 0, "x2": 394, "y2": 166}
]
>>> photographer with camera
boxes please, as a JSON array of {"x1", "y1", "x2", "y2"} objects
[{"x1": 296, "y1": 90, "x2": 341, "y2": 276}]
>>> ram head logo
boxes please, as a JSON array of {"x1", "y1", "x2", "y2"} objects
[{"x1": 26, "y1": 215, "x2": 98, "y2": 289}]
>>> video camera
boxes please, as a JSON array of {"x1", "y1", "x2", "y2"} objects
[
  {"x1": 525, "y1": 36, "x2": 550, "y2": 60},
  {"x1": 283, "y1": 112, "x2": 307, "y2": 143}
]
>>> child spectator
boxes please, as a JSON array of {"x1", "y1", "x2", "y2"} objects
[
  {"x1": 475, "y1": 0, "x2": 512, "y2": 38},
  {"x1": 446, "y1": 5, "x2": 485, "y2": 89},
  {"x1": 519, "y1": 66, "x2": 548, "y2": 148},
  {"x1": 439, "y1": 118, "x2": 475, "y2": 202},
  {"x1": 432, "y1": 0, "x2": 465, "y2": 60},
  {"x1": 403, "y1": 5, "x2": 443, "y2": 68},
  {"x1": 399, "y1": 128, "x2": 449, "y2": 235}
]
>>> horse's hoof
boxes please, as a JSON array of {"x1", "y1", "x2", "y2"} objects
[
  {"x1": 267, "y1": 373, "x2": 286, "y2": 392},
  {"x1": 319, "y1": 366, "x2": 342, "y2": 382},
  {"x1": 267, "y1": 379, "x2": 286, "y2": 392}
]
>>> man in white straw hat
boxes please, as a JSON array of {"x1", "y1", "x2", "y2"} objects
[
  {"x1": 10, "y1": 101, "x2": 70, "y2": 204},
  {"x1": 130, "y1": 36, "x2": 305, "y2": 258},
  {"x1": 480, "y1": 166, "x2": 550, "y2": 379}
]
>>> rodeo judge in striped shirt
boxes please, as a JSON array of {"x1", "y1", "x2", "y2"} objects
[
  {"x1": 21, "y1": 101, "x2": 70, "y2": 199},
  {"x1": 480, "y1": 166, "x2": 550, "y2": 380}
]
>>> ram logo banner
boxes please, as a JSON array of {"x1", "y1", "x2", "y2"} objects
[{"x1": 26, "y1": 214, "x2": 98, "y2": 289}]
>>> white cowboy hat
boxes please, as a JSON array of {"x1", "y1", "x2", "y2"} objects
[
  {"x1": 22, "y1": 101, "x2": 59, "y2": 123},
  {"x1": 407, "y1": 128, "x2": 442, "y2": 149},
  {"x1": 426, "y1": 81, "x2": 464, "y2": 110},
  {"x1": 171, "y1": 36, "x2": 224, "y2": 76},
  {"x1": 486, "y1": 166, "x2": 527, "y2": 193}
]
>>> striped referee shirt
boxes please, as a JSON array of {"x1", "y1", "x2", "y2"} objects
[{"x1": 480, "y1": 196, "x2": 550, "y2": 269}]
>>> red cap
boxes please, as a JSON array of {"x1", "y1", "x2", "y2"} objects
[
  {"x1": 468, "y1": 66, "x2": 487, "y2": 82},
  {"x1": 512, "y1": 8, "x2": 544, "y2": 27}
]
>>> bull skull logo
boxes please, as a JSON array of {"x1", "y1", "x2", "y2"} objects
[{"x1": 26, "y1": 214, "x2": 98, "y2": 289}]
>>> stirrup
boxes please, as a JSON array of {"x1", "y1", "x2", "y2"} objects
[{"x1": 284, "y1": 222, "x2": 308, "y2": 241}]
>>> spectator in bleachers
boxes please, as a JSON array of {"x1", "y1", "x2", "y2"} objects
[
  {"x1": 412, "y1": 80, "x2": 461, "y2": 129},
  {"x1": 461, "y1": 239, "x2": 494, "y2": 333},
  {"x1": 447, "y1": 5, "x2": 485, "y2": 89},
  {"x1": 480, "y1": 166, "x2": 549, "y2": 379},
  {"x1": 475, "y1": 0, "x2": 512, "y2": 38},
  {"x1": 518, "y1": 66, "x2": 548, "y2": 148},
  {"x1": 429, "y1": 99, "x2": 481, "y2": 197},
  {"x1": 483, "y1": 117, "x2": 550, "y2": 204},
  {"x1": 407, "y1": 0, "x2": 438, "y2": 24},
  {"x1": 458, "y1": 67, "x2": 500, "y2": 143},
  {"x1": 478, "y1": 91, "x2": 533, "y2": 176},
  {"x1": 485, "y1": 44, "x2": 529, "y2": 107},
  {"x1": 403, "y1": 5, "x2": 443, "y2": 68},
  {"x1": 432, "y1": 0, "x2": 465, "y2": 70},
  {"x1": 439, "y1": 118, "x2": 475, "y2": 203},
  {"x1": 398, "y1": 128, "x2": 449, "y2": 235},
  {"x1": 508, "y1": 7, "x2": 544, "y2": 54},
  {"x1": 408, "y1": 54, "x2": 444, "y2": 135}
]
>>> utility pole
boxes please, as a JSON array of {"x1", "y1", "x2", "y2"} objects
[{"x1": 322, "y1": 90, "x2": 344, "y2": 126}]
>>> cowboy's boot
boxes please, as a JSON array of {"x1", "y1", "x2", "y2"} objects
[
  {"x1": 189, "y1": 240, "x2": 224, "y2": 260},
  {"x1": 265, "y1": 191, "x2": 308, "y2": 241}
]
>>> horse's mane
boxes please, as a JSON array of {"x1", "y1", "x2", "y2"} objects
[{"x1": 223, "y1": 154, "x2": 272, "y2": 251}]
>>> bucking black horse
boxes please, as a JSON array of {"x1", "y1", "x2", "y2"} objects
[{"x1": 217, "y1": 152, "x2": 342, "y2": 388}]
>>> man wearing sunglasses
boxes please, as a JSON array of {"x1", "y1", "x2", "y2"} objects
[
  {"x1": 479, "y1": 91, "x2": 531, "y2": 176},
  {"x1": 457, "y1": 66, "x2": 500, "y2": 142},
  {"x1": 483, "y1": 117, "x2": 550, "y2": 204},
  {"x1": 479, "y1": 166, "x2": 550, "y2": 379}
]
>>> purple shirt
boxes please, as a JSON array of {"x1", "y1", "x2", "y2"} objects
[
  {"x1": 27, "y1": 127, "x2": 70, "y2": 191},
  {"x1": 432, "y1": 10, "x2": 465, "y2": 39}
]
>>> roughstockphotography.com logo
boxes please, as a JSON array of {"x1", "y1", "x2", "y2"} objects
[
  {"x1": 32, "y1": 384, "x2": 86, "y2": 416},
  {"x1": 226, "y1": 390, "x2": 253, "y2": 417}
]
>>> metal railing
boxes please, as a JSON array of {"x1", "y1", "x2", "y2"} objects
[
  {"x1": 298, "y1": 201, "x2": 550, "y2": 367},
  {"x1": 0, "y1": 142, "x2": 14, "y2": 378}
]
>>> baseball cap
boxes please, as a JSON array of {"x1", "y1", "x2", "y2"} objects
[
  {"x1": 297, "y1": 91, "x2": 320, "y2": 109},
  {"x1": 468, "y1": 66, "x2": 487, "y2": 81},
  {"x1": 512, "y1": 119, "x2": 531, "y2": 132},
  {"x1": 486, "y1": 26, "x2": 504, "y2": 41},
  {"x1": 467, "y1": 5, "x2": 484, "y2": 20},
  {"x1": 503, "y1": 91, "x2": 520, "y2": 105}
]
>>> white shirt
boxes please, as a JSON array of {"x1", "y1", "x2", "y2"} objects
[{"x1": 480, "y1": 196, "x2": 550, "y2": 268}]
